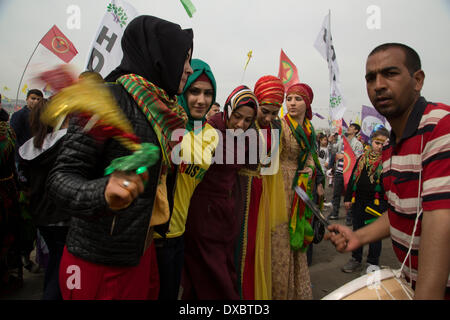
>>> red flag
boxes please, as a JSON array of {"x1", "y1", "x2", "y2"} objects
[
  {"x1": 278, "y1": 49, "x2": 299, "y2": 89},
  {"x1": 39, "y1": 25, "x2": 78, "y2": 63},
  {"x1": 343, "y1": 136, "x2": 356, "y2": 191}
]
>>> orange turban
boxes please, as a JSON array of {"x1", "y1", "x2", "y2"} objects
[{"x1": 253, "y1": 75, "x2": 285, "y2": 108}]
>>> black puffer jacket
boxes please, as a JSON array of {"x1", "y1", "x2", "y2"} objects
[{"x1": 47, "y1": 83, "x2": 167, "y2": 266}]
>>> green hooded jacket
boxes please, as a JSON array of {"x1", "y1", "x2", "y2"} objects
[{"x1": 178, "y1": 59, "x2": 217, "y2": 132}]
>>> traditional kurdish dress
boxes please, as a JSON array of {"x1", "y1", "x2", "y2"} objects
[
  {"x1": 272, "y1": 114, "x2": 322, "y2": 300},
  {"x1": 344, "y1": 148, "x2": 387, "y2": 266},
  {"x1": 182, "y1": 85, "x2": 258, "y2": 300},
  {"x1": 235, "y1": 119, "x2": 288, "y2": 300}
]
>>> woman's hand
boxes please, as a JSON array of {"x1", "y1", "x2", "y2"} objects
[
  {"x1": 104, "y1": 170, "x2": 149, "y2": 211},
  {"x1": 298, "y1": 167, "x2": 313, "y2": 177}
]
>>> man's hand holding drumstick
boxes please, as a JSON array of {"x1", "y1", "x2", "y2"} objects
[{"x1": 325, "y1": 212, "x2": 390, "y2": 253}]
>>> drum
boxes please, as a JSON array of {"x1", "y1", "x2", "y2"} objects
[{"x1": 322, "y1": 268, "x2": 414, "y2": 300}]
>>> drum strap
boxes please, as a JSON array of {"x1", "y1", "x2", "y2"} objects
[{"x1": 395, "y1": 135, "x2": 423, "y2": 290}]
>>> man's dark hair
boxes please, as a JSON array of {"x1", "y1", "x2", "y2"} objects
[
  {"x1": 213, "y1": 102, "x2": 220, "y2": 107},
  {"x1": 369, "y1": 43, "x2": 421, "y2": 75},
  {"x1": 350, "y1": 123, "x2": 361, "y2": 134},
  {"x1": 26, "y1": 89, "x2": 43, "y2": 99}
]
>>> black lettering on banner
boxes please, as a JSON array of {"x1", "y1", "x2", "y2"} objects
[
  {"x1": 322, "y1": 29, "x2": 336, "y2": 62},
  {"x1": 87, "y1": 48, "x2": 104, "y2": 73},
  {"x1": 96, "y1": 26, "x2": 118, "y2": 52}
]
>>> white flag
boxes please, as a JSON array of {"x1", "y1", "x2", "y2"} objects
[
  {"x1": 314, "y1": 12, "x2": 346, "y2": 121},
  {"x1": 85, "y1": 0, "x2": 138, "y2": 78}
]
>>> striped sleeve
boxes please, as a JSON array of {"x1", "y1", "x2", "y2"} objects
[{"x1": 422, "y1": 113, "x2": 450, "y2": 211}]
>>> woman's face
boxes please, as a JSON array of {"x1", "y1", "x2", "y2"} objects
[
  {"x1": 256, "y1": 104, "x2": 280, "y2": 127},
  {"x1": 186, "y1": 80, "x2": 214, "y2": 119},
  {"x1": 227, "y1": 106, "x2": 256, "y2": 131},
  {"x1": 371, "y1": 135, "x2": 387, "y2": 153},
  {"x1": 177, "y1": 49, "x2": 194, "y2": 95},
  {"x1": 286, "y1": 93, "x2": 306, "y2": 119}
]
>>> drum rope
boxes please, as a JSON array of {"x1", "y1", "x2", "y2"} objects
[
  {"x1": 379, "y1": 281, "x2": 397, "y2": 300},
  {"x1": 393, "y1": 135, "x2": 423, "y2": 296}
]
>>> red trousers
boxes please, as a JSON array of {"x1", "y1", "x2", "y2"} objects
[{"x1": 59, "y1": 243, "x2": 159, "y2": 300}]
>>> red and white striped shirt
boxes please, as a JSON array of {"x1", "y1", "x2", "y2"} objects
[{"x1": 382, "y1": 97, "x2": 450, "y2": 295}]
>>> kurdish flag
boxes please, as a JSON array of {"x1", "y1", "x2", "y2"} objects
[
  {"x1": 40, "y1": 25, "x2": 78, "y2": 63},
  {"x1": 278, "y1": 49, "x2": 299, "y2": 90}
]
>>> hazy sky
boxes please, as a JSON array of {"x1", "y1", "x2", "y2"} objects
[{"x1": 0, "y1": 0, "x2": 449, "y2": 128}]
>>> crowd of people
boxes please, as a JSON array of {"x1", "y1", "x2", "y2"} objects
[{"x1": 0, "y1": 15, "x2": 448, "y2": 300}]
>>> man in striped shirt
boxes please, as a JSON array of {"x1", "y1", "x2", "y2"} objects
[{"x1": 326, "y1": 43, "x2": 450, "y2": 299}]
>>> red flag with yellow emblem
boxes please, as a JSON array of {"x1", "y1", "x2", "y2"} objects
[
  {"x1": 278, "y1": 49, "x2": 299, "y2": 89},
  {"x1": 40, "y1": 25, "x2": 78, "y2": 63},
  {"x1": 343, "y1": 136, "x2": 356, "y2": 191}
]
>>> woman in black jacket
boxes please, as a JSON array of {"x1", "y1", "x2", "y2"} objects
[{"x1": 47, "y1": 15, "x2": 193, "y2": 300}]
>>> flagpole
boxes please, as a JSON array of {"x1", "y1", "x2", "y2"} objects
[
  {"x1": 327, "y1": 9, "x2": 333, "y2": 132},
  {"x1": 15, "y1": 41, "x2": 40, "y2": 108}
]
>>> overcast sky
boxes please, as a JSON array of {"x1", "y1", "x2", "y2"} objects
[{"x1": 0, "y1": 0, "x2": 449, "y2": 128}]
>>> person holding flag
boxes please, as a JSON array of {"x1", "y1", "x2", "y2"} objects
[
  {"x1": 47, "y1": 15, "x2": 194, "y2": 300},
  {"x1": 328, "y1": 123, "x2": 364, "y2": 225},
  {"x1": 341, "y1": 126, "x2": 389, "y2": 273}
]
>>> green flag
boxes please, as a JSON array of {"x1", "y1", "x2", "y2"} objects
[{"x1": 180, "y1": 0, "x2": 196, "y2": 18}]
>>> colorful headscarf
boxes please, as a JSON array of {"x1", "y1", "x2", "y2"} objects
[
  {"x1": 178, "y1": 59, "x2": 217, "y2": 132},
  {"x1": 223, "y1": 85, "x2": 258, "y2": 122},
  {"x1": 286, "y1": 83, "x2": 314, "y2": 120},
  {"x1": 253, "y1": 75, "x2": 285, "y2": 108}
]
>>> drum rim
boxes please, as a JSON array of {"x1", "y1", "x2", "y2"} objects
[{"x1": 322, "y1": 268, "x2": 399, "y2": 300}]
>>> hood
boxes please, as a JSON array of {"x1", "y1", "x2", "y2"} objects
[{"x1": 19, "y1": 129, "x2": 67, "y2": 162}]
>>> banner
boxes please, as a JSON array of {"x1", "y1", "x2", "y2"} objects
[
  {"x1": 314, "y1": 12, "x2": 346, "y2": 121},
  {"x1": 85, "y1": 0, "x2": 138, "y2": 78},
  {"x1": 40, "y1": 25, "x2": 78, "y2": 63},
  {"x1": 343, "y1": 136, "x2": 356, "y2": 191},
  {"x1": 360, "y1": 105, "x2": 387, "y2": 143}
]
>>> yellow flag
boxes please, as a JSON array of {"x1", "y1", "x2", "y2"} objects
[
  {"x1": 21, "y1": 84, "x2": 28, "y2": 94},
  {"x1": 244, "y1": 50, "x2": 253, "y2": 70},
  {"x1": 3, "y1": 86, "x2": 9, "y2": 91}
]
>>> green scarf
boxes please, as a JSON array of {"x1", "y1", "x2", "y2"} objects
[
  {"x1": 177, "y1": 59, "x2": 216, "y2": 133},
  {"x1": 284, "y1": 114, "x2": 324, "y2": 251},
  {"x1": 117, "y1": 74, "x2": 187, "y2": 169}
]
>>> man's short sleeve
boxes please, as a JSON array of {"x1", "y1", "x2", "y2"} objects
[{"x1": 421, "y1": 114, "x2": 450, "y2": 211}]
